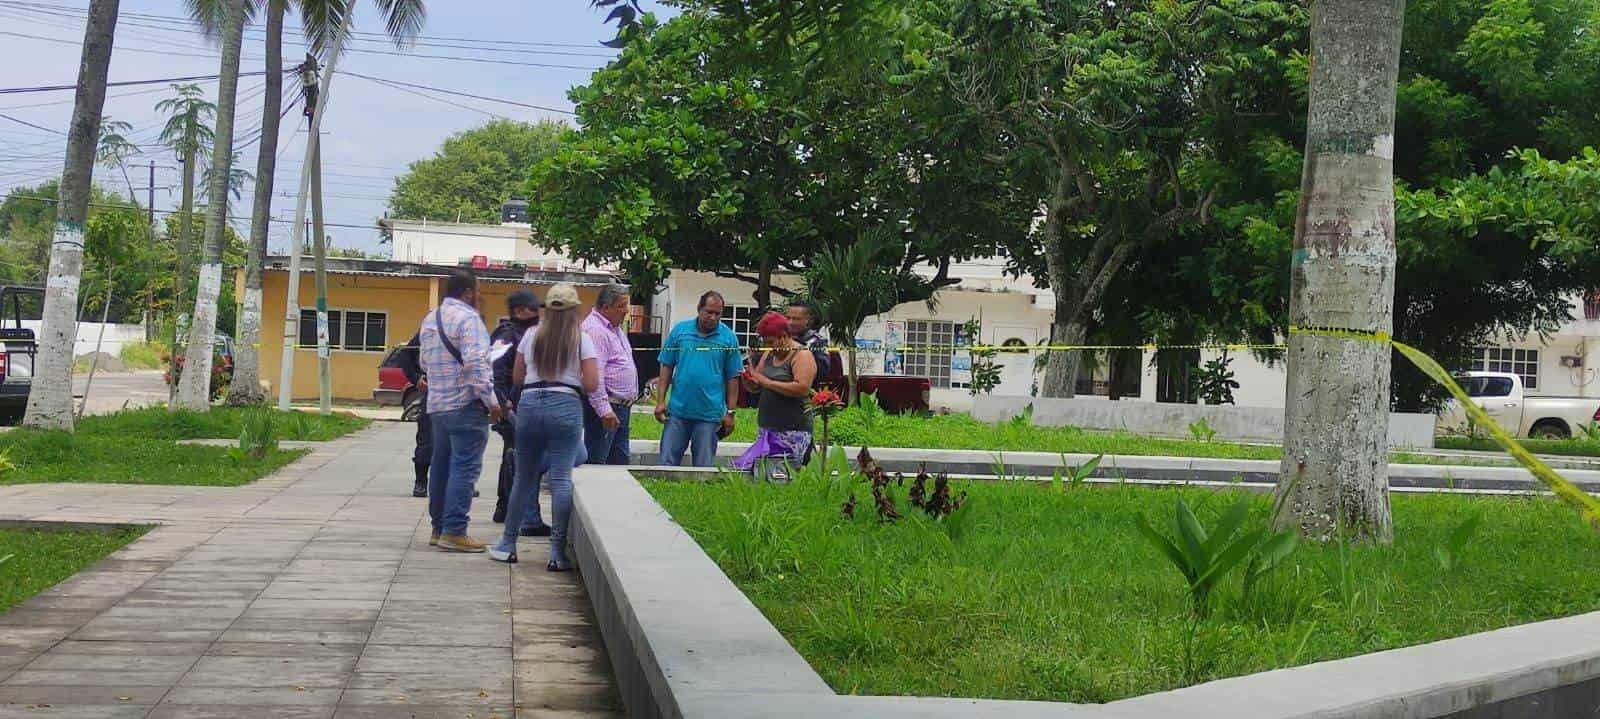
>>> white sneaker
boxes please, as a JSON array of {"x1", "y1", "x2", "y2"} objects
[{"x1": 487, "y1": 545, "x2": 517, "y2": 564}]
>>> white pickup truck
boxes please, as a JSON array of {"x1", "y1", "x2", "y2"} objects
[{"x1": 1438, "y1": 371, "x2": 1600, "y2": 439}]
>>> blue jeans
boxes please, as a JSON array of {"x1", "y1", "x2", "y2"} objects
[
  {"x1": 584, "y1": 402, "x2": 632, "y2": 465},
  {"x1": 428, "y1": 405, "x2": 489, "y2": 537},
  {"x1": 659, "y1": 415, "x2": 720, "y2": 467},
  {"x1": 500, "y1": 391, "x2": 583, "y2": 565},
  {"x1": 517, "y1": 433, "x2": 586, "y2": 532}
]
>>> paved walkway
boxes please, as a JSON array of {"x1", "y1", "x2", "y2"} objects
[{"x1": 0, "y1": 423, "x2": 620, "y2": 718}]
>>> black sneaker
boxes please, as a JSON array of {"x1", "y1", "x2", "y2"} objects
[
  {"x1": 412, "y1": 482, "x2": 427, "y2": 498},
  {"x1": 520, "y1": 524, "x2": 552, "y2": 537}
]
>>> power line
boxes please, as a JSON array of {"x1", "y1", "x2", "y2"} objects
[
  {"x1": 0, "y1": 112, "x2": 64, "y2": 134},
  {"x1": 0, "y1": 28, "x2": 264, "y2": 62},
  {"x1": 338, "y1": 70, "x2": 576, "y2": 116},
  {"x1": 0, "y1": 70, "x2": 277, "y2": 95}
]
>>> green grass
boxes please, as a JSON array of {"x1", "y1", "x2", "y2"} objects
[
  {"x1": 632, "y1": 408, "x2": 1285, "y2": 460},
  {"x1": 0, "y1": 407, "x2": 366, "y2": 487},
  {"x1": 81, "y1": 406, "x2": 370, "y2": 441},
  {"x1": 1436, "y1": 435, "x2": 1600, "y2": 459},
  {"x1": 644, "y1": 474, "x2": 1600, "y2": 703},
  {"x1": 0, "y1": 526, "x2": 149, "y2": 613},
  {"x1": 117, "y1": 341, "x2": 167, "y2": 370}
]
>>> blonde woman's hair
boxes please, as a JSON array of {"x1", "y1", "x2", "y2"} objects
[{"x1": 532, "y1": 303, "x2": 583, "y2": 379}]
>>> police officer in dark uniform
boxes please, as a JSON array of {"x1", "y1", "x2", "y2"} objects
[
  {"x1": 490, "y1": 290, "x2": 541, "y2": 523},
  {"x1": 396, "y1": 332, "x2": 431, "y2": 497}
]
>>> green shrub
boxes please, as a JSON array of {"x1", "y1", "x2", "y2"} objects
[{"x1": 118, "y1": 341, "x2": 166, "y2": 370}]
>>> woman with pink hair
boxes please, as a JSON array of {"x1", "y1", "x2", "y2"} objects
[{"x1": 734, "y1": 311, "x2": 819, "y2": 480}]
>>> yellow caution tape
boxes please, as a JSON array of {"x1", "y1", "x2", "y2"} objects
[{"x1": 1289, "y1": 325, "x2": 1600, "y2": 527}]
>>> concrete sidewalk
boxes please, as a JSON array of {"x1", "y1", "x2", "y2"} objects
[{"x1": 0, "y1": 423, "x2": 619, "y2": 719}]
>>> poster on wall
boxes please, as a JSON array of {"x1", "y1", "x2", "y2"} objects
[
  {"x1": 883, "y1": 321, "x2": 904, "y2": 375},
  {"x1": 951, "y1": 324, "x2": 972, "y2": 384}
]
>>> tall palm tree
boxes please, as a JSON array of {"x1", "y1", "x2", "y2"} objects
[
  {"x1": 1275, "y1": 0, "x2": 1406, "y2": 543},
  {"x1": 95, "y1": 117, "x2": 140, "y2": 203},
  {"x1": 176, "y1": 0, "x2": 249, "y2": 410},
  {"x1": 223, "y1": 0, "x2": 425, "y2": 406},
  {"x1": 200, "y1": 153, "x2": 254, "y2": 222},
  {"x1": 24, "y1": 0, "x2": 120, "y2": 431},
  {"x1": 155, "y1": 82, "x2": 216, "y2": 368}
]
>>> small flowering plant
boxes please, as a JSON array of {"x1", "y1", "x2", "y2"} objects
[{"x1": 807, "y1": 388, "x2": 847, "y2": 467}]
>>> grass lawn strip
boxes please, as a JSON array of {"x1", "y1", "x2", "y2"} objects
[
  {"x1": 0, "y1": 407, "x2": 365, "y2": 487},
  {"x1": 0, "y1": 526, "x2": 149, "y2": 613},
  {"x1": 644, "y1": 475, "x2": 1600, "y2": 703},
  {"x1": 631, "y1": 408, "x2": 1545, "y2": 468}
]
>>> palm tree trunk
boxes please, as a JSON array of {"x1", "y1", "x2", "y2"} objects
[
  {"x1": 176, "y1": 0, "x2": 246, "y2": 410},
  {"x1": 227, "y1": 0, "x2": 283, "y2": 407},
  {"x1": 1274, "y1": 0, "x2": 1405, "y2": 543},
  {"x1": 24, "y1": 0, "x2": 119, "y2": 431}
]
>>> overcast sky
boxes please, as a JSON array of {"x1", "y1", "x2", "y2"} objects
[{"x1": 0, "y1": 0, "x2": 640, "y2": 256}]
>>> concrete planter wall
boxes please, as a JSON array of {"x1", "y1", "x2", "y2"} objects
[
  {"x1": 570, "y1": 465, "x2": 1600, "y2": 719},
  {"x1": 972, "y1": 395, "x2": 1436, "y2": 449}
]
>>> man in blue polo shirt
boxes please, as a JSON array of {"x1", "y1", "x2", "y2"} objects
[{"x1": 654, "y1": 290, "x2": 742, "y2": 466}]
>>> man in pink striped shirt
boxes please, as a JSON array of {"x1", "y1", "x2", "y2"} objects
[{"x1": 581, "y1": 284, "x2": 638, "y2": 465}]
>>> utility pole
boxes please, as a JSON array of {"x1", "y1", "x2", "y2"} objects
[
  {"x1": 311, "y1": 140, "x2": 331, "y2": 414},
  {"x1": 277, "y1": 16, "x2": 348, "y2": 410},
  {"x1": 145, "y1": 160, "x2": 154, "y2": 341}
]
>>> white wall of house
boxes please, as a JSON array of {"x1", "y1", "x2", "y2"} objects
[
  {"x1": 654, "y1": 264, "x2": 1053, "y2": 410},
  {"x1": 388, "y1": 220, "x2": 524, "y2": 265}
]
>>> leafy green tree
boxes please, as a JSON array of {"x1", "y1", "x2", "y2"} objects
[
  {"x1": 532, "y1": 8, "x2": 1024, "y2": 309},
  {"x1": 937, "y1": 0, "x2": 1302, "y2": 398},
  {"x1": 802, "y1": 229, "x2": 915, "y2": 402},
  {"x1": 388, "y1": 120, "x2": 568, "y2": 225}
]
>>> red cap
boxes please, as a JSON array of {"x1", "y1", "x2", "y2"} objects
[{"x1": 755, "y1": 311, "x2": 790, "y2": 339}]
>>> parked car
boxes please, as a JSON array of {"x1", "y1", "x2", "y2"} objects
[
  {"x1": 374, "y1": 345, "x2": 423, "y2": 421},
  {"x1": 0, "y1": 286, "x2": 42, "y2": 425},
  {"x1": 1438, "y1": 371, "x2": 1600, "y2": 439}
]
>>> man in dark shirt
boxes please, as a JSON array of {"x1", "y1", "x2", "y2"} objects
[
  {"x1": 489, "y1": 290, "x2": 541, "y2": 525},
  {"x1": 396, "y1": 332, "x2": 430, "y2": 497},
  {"x1": 786, "y1": 300, "x2": 830, "y2": 388}
]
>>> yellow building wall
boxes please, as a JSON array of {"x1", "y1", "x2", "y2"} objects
[{"x1": 244, "y1": 270, "x2": 601, "y2": 401}]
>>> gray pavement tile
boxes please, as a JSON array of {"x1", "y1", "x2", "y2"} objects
[
  {"x1": 10, "y1": 597, "x2": 120, "y2": 612},
  {"x1": 513, "y1": 660, "x2": 612, "y2": 686},
  {"x1": 24, "y1": 653, "x2": 198, "y2": 673},
  {"x1": 203, "y1": 643, "x2": 363, "y2": 659},
  {"x1": 0, "y1": 626, "x2": 75, "y2": 650},
  {"x1": 381, "y1": 585, "x2": 508, "y2": 603},
  {"x1": 367, "y1": 622, "x2": 510, "y2": 649},
  {"x1": 69, "y1": 627, "x2": 225, "y2": 643},
  {"x1": 345, "y1": 673, "x2": 512, "y2": 692},
  {"x1": 216, "y1": 628, "x2": 372, "y2": 645},
  {"x1": 241, "y1": 603, "x2": 382, "y2": 623},
  {"x1": 513, "y1": 623, "x2": 601, "y2": 647},
  {"x1": 354, "y1": 645, "x2": 511, "y2": 674},
  {"x1": 330, "y1": 707, "x2": 513, "y2": 719},
  {"x1": 3, "y1": 669, "x2": 186, "y2": 686},
  {"x1": 0, "y1": 684, "x2": 168, "y2": 705},
  {"x1": 256, "y1": 582, "x2": 392, "y2": 602},
  {"x1": 161, "y1": 686, "x2": 342, "y2": 706},
  {"x1": 0, "y1": 611, "x2": 98, "y2": 628},
  {"x1": 515, "y1": 682, "x2": 622, "y2": 713},
  {"x1": 512, "y1": 610, "x2": 590, "y2": 628},
  {"x1": 337, "y1": 687, "x2": 511, "y2": 707},
  {"x1": 0, "y1": 705, "x2": 152, "y2": 718},
  {"x1": 43, "y1": 641, "x2": 205, "y2": 657},
  {"x1": 513, "y1": 643, "x2": 605, "y2": 665},
  {"x1": 145, "y1": 706, "x2": 334, "y2": 719},
  {"x1": 178, "y1": 656, "x2": 355, "y2": 688}
]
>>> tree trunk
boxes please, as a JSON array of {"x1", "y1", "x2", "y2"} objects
[
  {"x1": 170, "y1": 130, "x2": 196, "y2": 402},
  {"x1": 1040, "y1": 317, "x2": 1086, "y2": 398},
  {"x1": 226, "y1": 0, "x2": 282, "y2": 407},
  {"x1": 1274, "y1": 0, "x2": 1405, "y2": 543},
  {"x1": 846, "y1": 346, "x2": 858, "y2": 405},
  {"x1": 754, "y1": 257, "x2": 772, "y2": 311},
  {"x1": 176, "y1": 0, "x2": 245, "y2": 411},
  {"x1": 24, "y1": 0, "x2": 119, "y2": 431}
]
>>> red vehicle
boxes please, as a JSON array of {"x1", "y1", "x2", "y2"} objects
[{"x1": 374, "y1": 345, "x2": 422, "y2": 420}]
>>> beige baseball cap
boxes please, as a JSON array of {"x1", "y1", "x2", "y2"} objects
[{"x1": 544, "y1": 283, "x2": 581, "y2": 311}]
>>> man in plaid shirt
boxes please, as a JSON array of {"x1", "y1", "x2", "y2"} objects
[{"x1": 419, "y1": 269, "x2": 505, "y2": 553}]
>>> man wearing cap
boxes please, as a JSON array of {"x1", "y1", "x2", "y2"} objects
[
  {"x1": 582, "y1": 284, "x2": 637, "y2": 465},
  {"x1": 489, "y1": 290, "x2": 544, "y2": 526}
]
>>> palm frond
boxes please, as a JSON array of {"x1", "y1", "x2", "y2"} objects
[
  {"x1": 295, "y1": 0, "x2": 351, "y2": 56},
  {"x1": 184, "y1": 0, "x2": 258, "y2": 41},
  {"x1": 372, "y1": 0, "x2": 426, "y2": 46}
]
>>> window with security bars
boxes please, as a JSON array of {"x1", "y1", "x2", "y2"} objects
[
  {"x1": 1468, "y1": 347, "x2": 1538, "y2": 390},
  {"x1": 298, "y1": 309, "x2": 387, "y2": 352},
  {"x1": 903, "y1": 319, "x2": 966, "y2": 389},
  {"x1": 719, "y1": 304, "x2": 763, "y2": 349}
]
